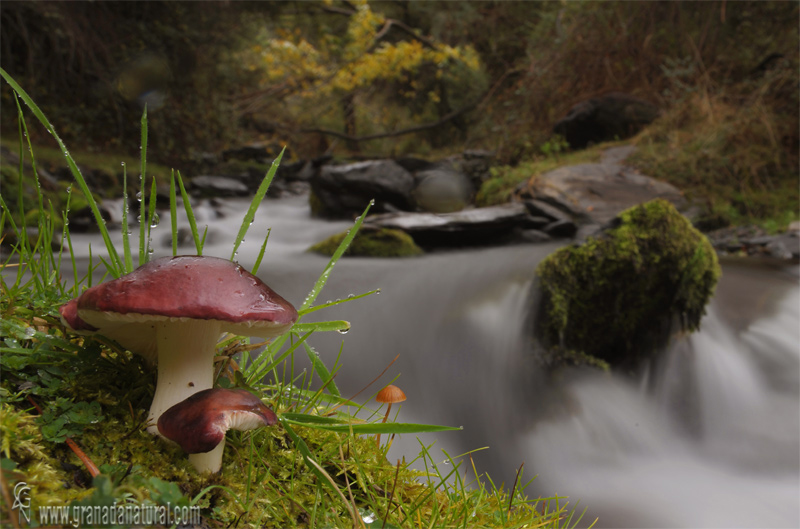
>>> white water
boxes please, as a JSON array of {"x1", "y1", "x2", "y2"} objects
[{"x1": 60, "y1": 195, "x2": 800, "y2": 527}]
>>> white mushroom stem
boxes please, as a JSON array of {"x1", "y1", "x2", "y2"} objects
[
  {"x1": 189, "y1": 444, "x2": 226, "y2": 474},
  {"x1": 147, "y1": 320, "x2": 225, "y2": 433},
  {"x1": 187, "y1": 409, "x2": 267, "y2": 473},
  {"x1": 146, "y1": 320, "x2": 227, "y2": 473}
]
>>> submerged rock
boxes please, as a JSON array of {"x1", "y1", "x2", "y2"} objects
[
  {"x1": 365, "y1": 203, "x2": 531, "y2": 247},
  {"x1": 412, "y1": 167, "x2": 474, "y2": 213},
  {"x1": 190, "y1": 175, "x2": 250, "y2": 197},
  {"x1": 310, "y1": 160, "x2": 415, "y2": 218},
  {"x1": 534, "y1": 199, "x2": 720, "y2": 370},
  {"x1": 308, "y1": 227, "x2": 423, "y2": 258}
]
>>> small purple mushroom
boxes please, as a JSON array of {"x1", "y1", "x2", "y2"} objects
[{"x1": 158, "y1": 388, "x2": 278, "y2": 472}]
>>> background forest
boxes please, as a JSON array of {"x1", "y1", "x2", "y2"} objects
[{"x1": 1, "y1": 0, "x2": 798, "y2": 227}]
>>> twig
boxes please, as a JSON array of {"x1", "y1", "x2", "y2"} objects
[
  {"x1": 26, "y1": 396, "x2": 100, "y2": 478},
  {"x1": 327, "y1": 354, "x2": 400, "y2": 415},
  {"x1": 0, "y1": 471, "x2": 21, "y2": 529},
  {"x1": 382, "y1": 460, "x2": 401, "y2": 529},
  {"x1": 336, "y1": 446, "x2": 364, "y2": 529},
  {"x1": 507, "y1": 461, "x2": 524, "y2": 519},
  {"x1": 301, "y1": 65, "x2": 522, "y2": 143}
]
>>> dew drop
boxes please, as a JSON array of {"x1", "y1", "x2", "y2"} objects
[
  {"x1": 347, "y1": 294, "x2": 355, "y2": 299},
  {"x1": 375, "y1": 288, "x2": 381, "y2": 295},
  {"x1": 135, "y1": 192, "x2": 143, "y2": 202},
  {"x1": 150, "y1": 213, "x2": 160, "y2": 228},
  {"x1": 361, "y1": 512, "x2": 377, "y2": 524},
  {"x1": 337, "y1": 328, "x2": 349, "y2": 335},
  {"x1": 24, "y1": 327, "x2": 36, "y2": 338}
]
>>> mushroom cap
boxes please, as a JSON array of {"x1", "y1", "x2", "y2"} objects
[
  {"x1": 58, "y1": 298, "x2": 98, "y2": 333},
  {"x1": 77, "y1": 255, "x2": 297, "y2": 329},
  {"x1": 375, "y1": 384, "x2": 407, "y2": 404},
  {"x1": 61, "y1": 255, "x2": 298, "y2": 360},
  {"x1": 157, "y1": 388, "x2": 278, "y2": 454}
]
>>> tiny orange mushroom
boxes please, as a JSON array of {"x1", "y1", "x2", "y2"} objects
[{"x1": 375, "y1": 384, "x2": 406, "y2": 446}]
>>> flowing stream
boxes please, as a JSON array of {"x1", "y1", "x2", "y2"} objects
[{"x1": 60, "y1": 195, "x2": 800, "y2": 527}]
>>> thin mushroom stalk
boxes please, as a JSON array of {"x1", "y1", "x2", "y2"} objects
[
  {"x1": 374, "y1": 385, "x2": 406, "y2": 447},
  {"x1": 376, "y1": 403, "x2": 393, "y2": 447}
]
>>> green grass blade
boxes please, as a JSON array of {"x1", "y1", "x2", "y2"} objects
[
  {"x1": 302, "y1": 342, "x2": 340, "y2": 397},
  {"x1": 138, "y1": 107, "x2": 148, "y2": 266},
  {"x1": 245, "y1": 331, "x2": 313, "y2": 385},
  {"x1": 230, "y1": 148, "x2": 284, "y2": 261},
  {"x1": 281, "y1": 421, "x2": 330, "y2": 484},
  {"x1": 251, "y1": 228, "x2": 271, "y2": 275},
  {"x1": 121, "y1": 164, "x2": 133, "y2": 272},
  {"x1": 281, "y1": 416, "x2": 461, "y2": 435},
  {"x1": 300, "y1": 200, "x2": 373, "y2": 312},
  {"x1": 298, "y1": 289, "x2": 380, "y2": 317},
  {"x1": 144, "y1": 176, "x2": 158, "y2": 263},
  {"x1": 176, "y1": 171, "x2": 202, "y2": 255},
  {"x1": 0, "y1": 67, "x2": 123, "y2": 277},
  {"x1": 169, "y1": 170, "x2": 178, "y2": 256},
  {"x1": 292, "y1": 321, "x2": 351, "y2": 334}
]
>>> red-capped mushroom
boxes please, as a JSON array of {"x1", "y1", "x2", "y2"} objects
[
  {"x1": 158, "y1": 388, "x2": 278, "y2": 472},
  {"x1": 59, "y1": 256, "x2": 297, "y2": 447}
]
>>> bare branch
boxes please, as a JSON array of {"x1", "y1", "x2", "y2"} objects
[{"x1": 300, "y1": 66, "x2": 523, "y2": 143}]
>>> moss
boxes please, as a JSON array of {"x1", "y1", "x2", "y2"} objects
[
  {"x1": 309, "y1": 228, "x2": 423, "y2": 258},
  {"x1": 535, "y1": 198, "x2": 720, "y2": 369}
]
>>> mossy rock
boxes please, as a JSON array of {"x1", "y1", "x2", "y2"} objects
[
  {"x1": 535, "y1": 198, "x2": 720, "y2": 369},
  {"x1": 309, "y1": 227, "x2": 423, "y2": 258}
]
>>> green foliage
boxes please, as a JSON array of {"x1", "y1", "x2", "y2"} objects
[
  {"x1": 628, "y1": 55, "x2": 800, "y2": 230},
  {"x1": 535, "y1": 199, "x2": 721, "y2": 369},
  {"x1": 309, "y1": 228, "x2": 424, "y2": 258}
]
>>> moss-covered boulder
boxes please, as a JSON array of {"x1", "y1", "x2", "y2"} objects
[
  {"x1": 534, "y1": 198, "x2": 720, "y2": 369},
  {"x1": 308, "y1": 227, "x2": 423, "y2": 258}
]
